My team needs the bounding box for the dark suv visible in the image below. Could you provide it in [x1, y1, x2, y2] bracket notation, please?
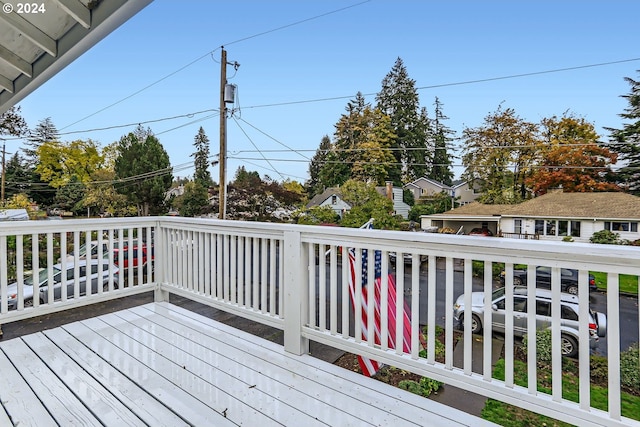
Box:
[500, 266, 597, 295]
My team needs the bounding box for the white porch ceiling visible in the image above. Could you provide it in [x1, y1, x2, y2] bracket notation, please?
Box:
[0, 0, 153, 114]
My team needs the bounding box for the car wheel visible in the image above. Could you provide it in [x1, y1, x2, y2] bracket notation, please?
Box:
[561, 334, 578, 357]
[461, 313, 483, 334]
[513, 277, 523, 286]
[566, 285, 578, 295]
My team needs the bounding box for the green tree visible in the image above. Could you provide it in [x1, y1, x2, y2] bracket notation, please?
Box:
[294, 205, 340, 225]
[3, 152, 33, 199]
[114, 131, 173, 216]
[35, 139, 103, 188]
[376, 57, 431, 183]
[0, 106, 28, 202]
[428, 97, 455, 185]
[338, 179, 401, 229]
[176, 181, 210, 217]
[408, 191, 453, 221]
[306, 135, 331, 196]
[54, 175, 86, 215]
[606, 71, 640, 194]
[462, 105, 539, 203]
[24, 117, 59, 162]
[83, 168, 135, 217]
[192, 127, 213, 187]
[324, 93, 396, 185]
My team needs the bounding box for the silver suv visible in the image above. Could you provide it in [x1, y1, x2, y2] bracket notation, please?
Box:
[453, 287, 607, 357]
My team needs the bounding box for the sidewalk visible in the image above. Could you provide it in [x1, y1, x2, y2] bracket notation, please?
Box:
[428, 335, 504, 417]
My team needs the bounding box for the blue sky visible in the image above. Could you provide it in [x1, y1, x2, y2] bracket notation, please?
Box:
[14, 0, 640, 183]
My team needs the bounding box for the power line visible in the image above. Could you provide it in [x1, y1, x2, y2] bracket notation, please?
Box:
[232, 116, 285, 180]
[59, 1, 371, 131]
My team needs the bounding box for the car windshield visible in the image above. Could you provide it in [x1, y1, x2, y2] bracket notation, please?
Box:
[24, 267, 61, 286]
[492, 287, 506, 301]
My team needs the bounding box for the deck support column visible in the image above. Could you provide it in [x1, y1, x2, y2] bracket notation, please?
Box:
[283, 230, 309, 355]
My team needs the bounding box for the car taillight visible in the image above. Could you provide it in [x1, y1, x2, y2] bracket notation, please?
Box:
[589, 322, 597, 331]
[589, 278, 595, 285]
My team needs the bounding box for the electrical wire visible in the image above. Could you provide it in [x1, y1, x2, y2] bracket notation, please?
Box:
[232, 116, 285, 180]
[59, 1, 371, 131]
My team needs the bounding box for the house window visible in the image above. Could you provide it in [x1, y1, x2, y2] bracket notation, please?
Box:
[558, 220, 568, 236]
[535, 220, 544, 235]
[571, 221, 581, 237]
[605, 221, 638, 232]
[514, 219, 522, 234]
[331, 195, 337, 205]
[546, 220, 556, 236]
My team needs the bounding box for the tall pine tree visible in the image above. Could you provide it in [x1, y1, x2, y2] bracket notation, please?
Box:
[192, 126, 213, 187]
[376, 57, 430, 183]
[428, 97, 455, 185]
[24, 117, 59, 162]
[306, 135, 331, 196]
[606, 71, 640, 194]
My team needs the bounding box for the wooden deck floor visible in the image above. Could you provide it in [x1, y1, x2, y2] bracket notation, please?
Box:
[0, 302, 493, 426]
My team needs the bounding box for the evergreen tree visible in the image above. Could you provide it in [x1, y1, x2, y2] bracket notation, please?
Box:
[191, 127, 213, 187]
[319, 92, 396, 187]
[3, 152, 33, 199]
[306, 135, 331, 196]
[376, 57, 430, 183]
[428, 97, 455, 185]
[24, 117, 59, 161]
[606, 71, 640, 194]
[176, 181, 210, 217]
[114, 131, 173, 216]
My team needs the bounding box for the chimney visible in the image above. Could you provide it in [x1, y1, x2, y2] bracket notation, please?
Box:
[385, 181, 393, 200]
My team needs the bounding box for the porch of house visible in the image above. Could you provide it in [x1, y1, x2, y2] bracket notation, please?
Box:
[1, 216, 638, 426]
[0, 299, 489, 426]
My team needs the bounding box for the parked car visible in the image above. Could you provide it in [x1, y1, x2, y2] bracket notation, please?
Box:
[500, 266, 597, 294]
[468, 227, 493, 236]
[4, 259, 119, 310]
[453, 287, 606, 357]
[113, 243, 154, 272]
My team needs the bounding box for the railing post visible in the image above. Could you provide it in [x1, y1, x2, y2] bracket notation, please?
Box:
[154, 220, 169, 302]
[283, 230, 309, 355]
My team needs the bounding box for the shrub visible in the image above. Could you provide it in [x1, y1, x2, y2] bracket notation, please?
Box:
[398, 377, 442, 397]
[562, 236, 574, 242]
[621, 343, 640, 392]
[522, 329, 552, 364]
[590, 230, 621, 245]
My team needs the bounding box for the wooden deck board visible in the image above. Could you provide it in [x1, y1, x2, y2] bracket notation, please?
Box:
[0, 302, 493, 426]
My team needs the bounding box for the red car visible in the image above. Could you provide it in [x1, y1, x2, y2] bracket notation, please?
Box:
[468, 227, 493, 236]
[113, 244, 154, 273]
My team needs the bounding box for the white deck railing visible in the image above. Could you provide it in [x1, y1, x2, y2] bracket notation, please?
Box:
[1, 217, 639, 427]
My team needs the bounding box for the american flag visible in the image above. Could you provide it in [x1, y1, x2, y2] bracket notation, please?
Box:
[347, 219, 419, 377]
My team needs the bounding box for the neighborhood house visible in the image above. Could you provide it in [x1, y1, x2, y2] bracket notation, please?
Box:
[421, 190, 640, 242]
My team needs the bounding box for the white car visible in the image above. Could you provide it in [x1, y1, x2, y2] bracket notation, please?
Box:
[4, 259, 119, 309]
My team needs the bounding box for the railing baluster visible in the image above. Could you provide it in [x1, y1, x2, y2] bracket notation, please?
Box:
[607, 272, 622, 420]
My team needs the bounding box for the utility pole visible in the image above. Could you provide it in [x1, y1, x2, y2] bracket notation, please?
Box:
[218, 48, 228, 219]
[218, 47, 238, 220]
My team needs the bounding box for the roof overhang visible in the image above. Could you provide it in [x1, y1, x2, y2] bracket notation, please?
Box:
[421, 214, 501, 222]
[0, 0, 153, 114]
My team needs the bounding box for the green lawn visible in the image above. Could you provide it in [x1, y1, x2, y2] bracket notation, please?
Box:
[482, 359, 640, 426]
[591, 272, 638, 295]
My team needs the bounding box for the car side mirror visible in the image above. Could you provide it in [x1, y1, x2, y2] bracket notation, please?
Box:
[492, 303, 498, 311]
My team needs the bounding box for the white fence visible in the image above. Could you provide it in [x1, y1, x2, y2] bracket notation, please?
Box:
[1, 217, 639, 426]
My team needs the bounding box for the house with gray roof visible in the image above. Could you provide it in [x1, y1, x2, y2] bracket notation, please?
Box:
[421, 190, 640, 242]
[306, 188, 351, 218]
[404, 177, 481, 207]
